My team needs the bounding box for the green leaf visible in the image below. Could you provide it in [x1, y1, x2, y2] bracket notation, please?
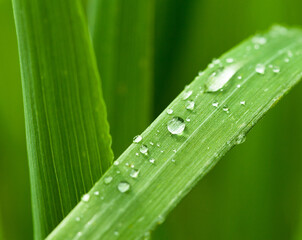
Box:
[47, 26, 302, 239]
[12, 0, 114, 238]
[88, 0, 154, 156]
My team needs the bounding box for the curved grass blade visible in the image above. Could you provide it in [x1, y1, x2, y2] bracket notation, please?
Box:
[12, 0, 114, 238]
[88, 0, 154, 156]
[47, 26, 302, 239]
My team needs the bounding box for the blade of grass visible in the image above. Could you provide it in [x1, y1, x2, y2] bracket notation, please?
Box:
[88, 0, 154, 156]
[12, 0, 114, 238]
[47, 26, 302, 239]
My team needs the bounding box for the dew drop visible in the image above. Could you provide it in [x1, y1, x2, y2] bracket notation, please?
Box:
[167, 117, 186, 135]
[171, 159, 176, 163]
[130, 169, 140, 179]
[226, 58, 234, 63]
[113, 161, 120, 166]
[150, 141, 154, 146]
[255, 64, 265, 74]
[186, 117, 191, 122]
[114, 231, 119, 236]
[235, 133, 246, 145]
[104, 176, 113, 184]
[240, 101, 246, 105]
[183, 90, 193, 100]
[75, 217, 81, 222]
[212, 101, 219, 108]
[185, 100, 195, 110]
[205, 64, 241, 92]
[198, 71, 204, 76]
[222, 106, 229, 113]
[166, 109, 173, 115]
[133, 135, 142, 143]
[237, 84, 241, 88]
[118, 181, 130, 193]
[252, 36, 267, 45]
[81, 194, 90, 202]
[272, 66, 280, 73]
[149, 158, 155, 164]
[237, 75, 242, 80]
[140, 145, 149, 155]
[94, 191, 99, 196]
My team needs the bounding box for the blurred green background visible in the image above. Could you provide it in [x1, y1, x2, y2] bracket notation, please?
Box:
[1, 0, 302, 239]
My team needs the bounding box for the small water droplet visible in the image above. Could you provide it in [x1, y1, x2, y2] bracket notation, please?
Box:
[156, 143, 160, 147]
[166, 109, 173, 114]
[237, 75, 242, 80]
[171, 159, 176, 163]
[284, 58, 290, 63]
[135, 152, 139, 156]
[114, 231, 119, 236]
[77, 232, 83, 237]
[272, 66, 280, 73]
[240, 101, 246, 105]
[104, 176, 113, 184]
[235, 133, 246, 145]
[113, 161, 119, 166]
[173, 149, 177, 153]
[94, 191, 99, 196]
[212, 101, 219, 108]
[185, 100, 195, 110]
[226, 58, 234, 63]
[186, 117, 191, 122]
[81, 194, 90, 202]
[252, 36, 267, 45]
[116, 170, 120, 174]
[167, 117, 186, 135]
[183, 90, 193, 100]
[118, 181, 130, 193]
[133, 135, 142, 143]
[237, 84, 241, 88]
[75, 217, 81, 222]
[125, 162, 129, 167]
[149, 158, 155, 164]
[130, 169, 140, 179]
[140, 145, 149, 155]
[222, 106, 229, 113]
[255, 64, 265, 74]
[198, 71, 204, 76]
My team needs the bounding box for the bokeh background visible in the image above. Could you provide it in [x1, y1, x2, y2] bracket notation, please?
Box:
[1, 0, 302, 239]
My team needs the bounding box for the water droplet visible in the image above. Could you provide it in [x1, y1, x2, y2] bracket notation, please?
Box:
[167, 117, 186, 135]
[125, 162, 129, 167]
[75, 217, 81, 222]
[81, 194, 90, 202]
[114, 231, 119, 236]
[255, 64, 265, 74]
[135, 153, 139, 156]
[222, 106, 229, 113]
[77, 232, 83, 237]
[204, 64, 241, 92]
[186, 117, 191, 122]
[185, 100, 195, 110]
[237, 84, 241, 88]
[240, 101, 246, 105]
[116, 170, 120, 174]
[140, 145, 149, 155]
[133, 135, 142, 143]
[156, 143, 160, 147]
[166, 109, 173, 114]
[237, 75, 242, 80]
[235, 133, 246, 145]
[284, 58, 290, 63]
[183, 90, 193, 100]
[104, 176, 113, 184]
[94, 191, 99, 196]
[198, 71, 204, 76]
[113, 161, 119, 166]
[252, 36, 267, 45]
[118, 181, 130, 193]
[272, 66, 280, 73]
[212, 101, 219, 108]
[130, 169, 140, 179]
[149, 158, 155, 164]
[226, 58, 234, 63]
[171, 159, 176, 163]
[150, 141, 154, 146]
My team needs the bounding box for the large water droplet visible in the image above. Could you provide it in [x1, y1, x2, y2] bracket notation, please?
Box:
[118, 181, 130, 193]
[185, 101, 195, 110]
[167, 117, 186, 135]
[133, 135, 142, 143]
[204, 64, 241, 92]
[255, 64, 265, 74]
[140, 145, 149, 155]
[130, 169, 140, 179]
